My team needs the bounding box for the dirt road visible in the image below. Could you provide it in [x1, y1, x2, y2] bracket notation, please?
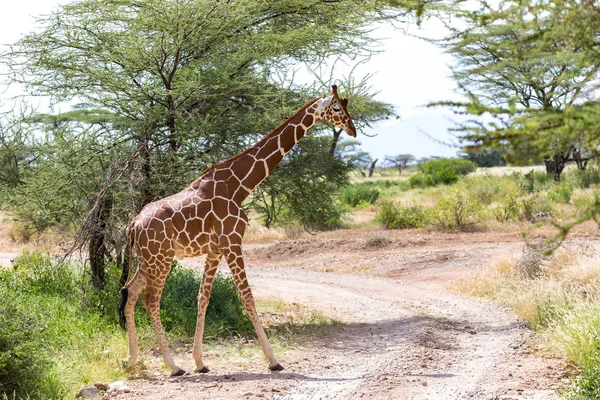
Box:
[113, 229, 572, 400]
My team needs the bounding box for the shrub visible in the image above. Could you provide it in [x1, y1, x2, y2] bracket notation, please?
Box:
[0, 252, 254, 399]
[341, 184, 380, 207]
[408, 172, 429, 188]
[421, 158, 477, 177]
[548, 182, 573, 204]
[375, 201, 429, 229]
[570, 167, 600, 189]
[430, 190, 483, 230]
[0, 285, 64, 399]
[491, 189, 521, 222]
[409, 158, 477, 188]
[161, 262, 252, 338]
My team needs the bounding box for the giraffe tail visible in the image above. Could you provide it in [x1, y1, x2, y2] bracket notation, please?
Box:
[119, 222, 135, 330]
[119, 287, 128, 330]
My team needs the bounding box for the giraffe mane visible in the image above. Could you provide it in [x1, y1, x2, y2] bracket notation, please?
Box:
[197, 97, 321, 177]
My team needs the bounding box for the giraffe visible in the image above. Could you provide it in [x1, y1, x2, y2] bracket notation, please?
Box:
[119, 85, 356, 376]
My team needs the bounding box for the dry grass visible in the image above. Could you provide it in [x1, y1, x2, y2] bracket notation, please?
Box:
[243, 223, 288, 243]
[452, 241, 600, 389]
[471, 165, 546, 176]
[0, 211, 67, 253]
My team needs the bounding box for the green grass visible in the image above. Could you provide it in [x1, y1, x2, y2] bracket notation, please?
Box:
[348, 166, 600, 231]
[0, 252, 342, 399]
[0, 252, 253, 399]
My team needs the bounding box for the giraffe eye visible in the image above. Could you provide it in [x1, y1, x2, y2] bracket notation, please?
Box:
[332, 106, 341, 112]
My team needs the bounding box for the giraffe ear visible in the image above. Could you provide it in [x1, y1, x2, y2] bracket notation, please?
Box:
[341, 97, 348, 108]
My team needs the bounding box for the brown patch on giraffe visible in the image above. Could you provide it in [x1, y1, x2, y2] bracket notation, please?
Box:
[213, 169, 230, 181]
[230, 156, 256, 175]
[214, 181, 229, 197]
[301, 114, 314, 127]
[255, 137, 278, 159]
[279, 125, 297, 150]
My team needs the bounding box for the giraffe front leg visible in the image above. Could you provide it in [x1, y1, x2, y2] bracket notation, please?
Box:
[192, 253, 221, 373]
[142, 285, 186, 376]
[224, 246, 283, 371]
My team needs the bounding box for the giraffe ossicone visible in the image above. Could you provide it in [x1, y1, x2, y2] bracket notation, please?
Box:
[119, 84, 357, 375]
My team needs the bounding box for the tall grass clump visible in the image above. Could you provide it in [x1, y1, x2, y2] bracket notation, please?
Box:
[429, 190, 483, 230]
[452, 245, 600, 397]
[0, 251, 251, 399]
[374, 201, 429, 229]
[341, 183, 380, 207]
[547, 181, 574, 204]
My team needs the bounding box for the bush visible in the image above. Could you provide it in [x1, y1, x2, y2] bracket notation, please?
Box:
[0, 252, 254, 399]
[548, 182, 573, 204]
[421, 158, 477, 176]
[375, 201, 429, 229]
[410, 158, 477, 188]
[341, 184, 380, 207]
[161, 262, 252, 338]
[570, 167, 600, 189]
[491, 189, 521, 222]
[430, 190, 483, 230]
[0, 285, 64, 399]
[408, 172, 430, 188]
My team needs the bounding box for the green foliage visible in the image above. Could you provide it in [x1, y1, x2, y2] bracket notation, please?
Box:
[421, 158, 478, 177]
[491, 189, 521, 222]
[566, 362, 600, 400]
[547, 182, 573, 204]
[0, 253, 95, 399]
[430, 190, 483, 230]
[0, 252, 254, 399]
[410, 158, 477, 187]
[375, 201, 429, 229]
[408, 172, 431, 188]
[569, 168, 600, 189]
[341, 184, 380, 207]
[255, 136, 352, 230]
[459, 148, 506, 167]
[0, 285, 64, 399]
[161, 262, 252, 339]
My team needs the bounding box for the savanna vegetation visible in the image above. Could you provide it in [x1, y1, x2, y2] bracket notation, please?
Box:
[0, 0, 433, 398]
[3, 0, 600, 398]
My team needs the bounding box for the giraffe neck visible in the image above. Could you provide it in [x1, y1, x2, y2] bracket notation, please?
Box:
[223, 97, 322, 204]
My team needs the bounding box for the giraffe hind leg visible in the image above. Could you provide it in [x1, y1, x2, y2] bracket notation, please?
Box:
[142, 282, 186, 376]
[123, 270, 146, 367]
[192, 253, 222, 373]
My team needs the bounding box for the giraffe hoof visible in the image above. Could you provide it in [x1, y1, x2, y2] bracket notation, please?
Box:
[195, 366, 210, 373]
[170, 368, 187, 377]
[269, 363, 284, 372]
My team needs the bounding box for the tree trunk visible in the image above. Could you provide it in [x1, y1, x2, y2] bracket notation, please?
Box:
[89, 193, 113, 291]
[368, 158, 378, 178]
[328, 128, 343, 156]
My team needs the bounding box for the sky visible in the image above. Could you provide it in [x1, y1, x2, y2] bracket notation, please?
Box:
[0, 1, 464, 161]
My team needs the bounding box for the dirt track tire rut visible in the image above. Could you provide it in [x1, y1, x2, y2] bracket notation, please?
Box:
[248, 268, 559, 400]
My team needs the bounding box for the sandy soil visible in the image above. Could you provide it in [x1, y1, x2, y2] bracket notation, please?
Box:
[101, 227, 586, 400]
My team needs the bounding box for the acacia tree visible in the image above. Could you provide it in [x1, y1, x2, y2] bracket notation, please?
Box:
[385, 154, 416, 174]
[434, 0, 600, 181]
[1, 0, 431, 289]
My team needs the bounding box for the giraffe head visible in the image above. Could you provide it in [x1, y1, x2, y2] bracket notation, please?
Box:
[316, 85, 357, 137]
